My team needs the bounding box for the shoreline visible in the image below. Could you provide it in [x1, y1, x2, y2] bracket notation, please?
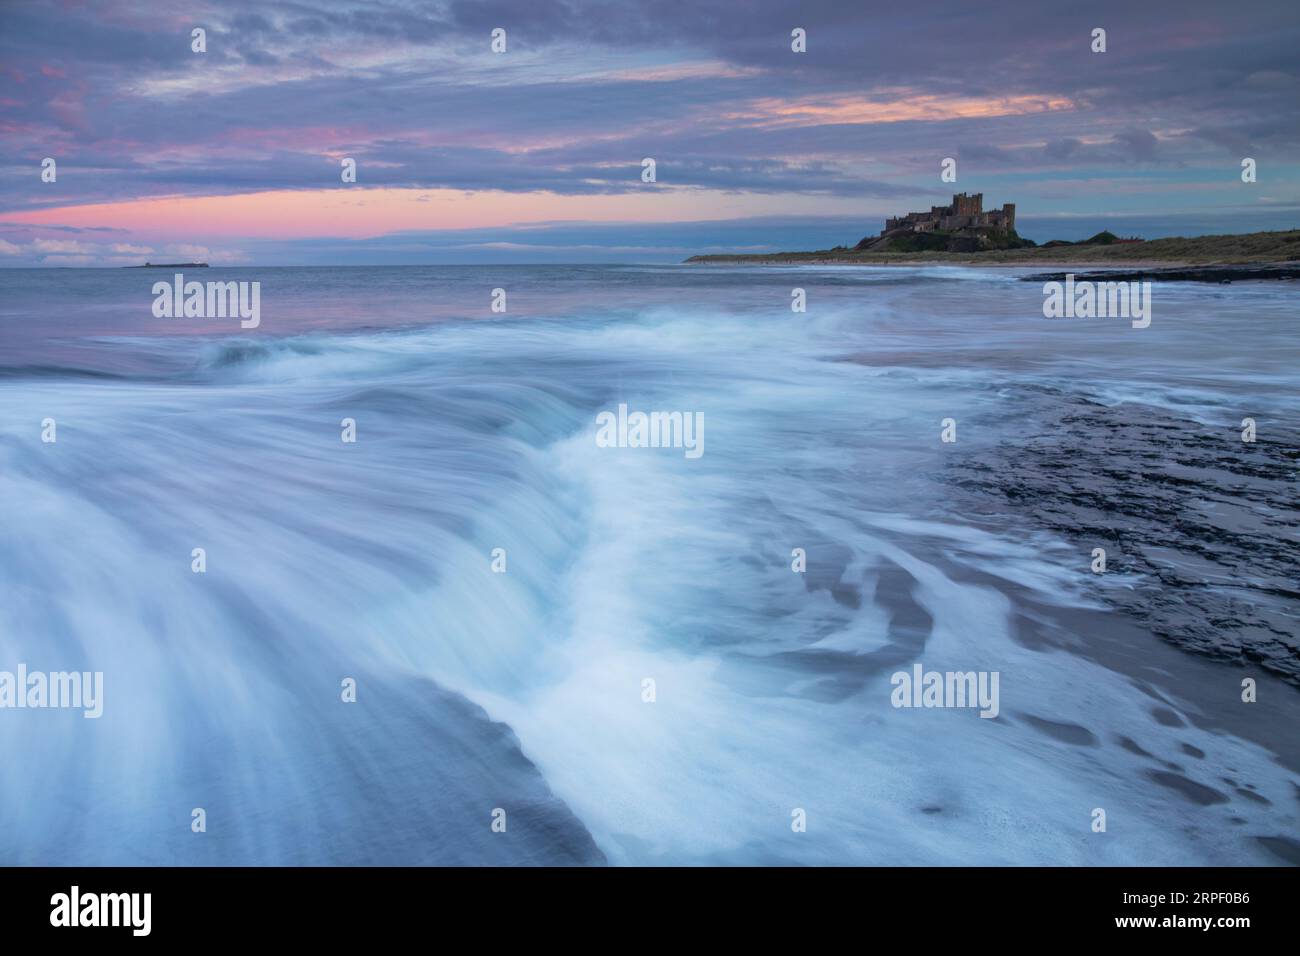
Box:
[682, 258, 1300, 283]
[684, 257, 1211, 268]
[683, 256, 1300, 269]
[683, 228, 1300, 270]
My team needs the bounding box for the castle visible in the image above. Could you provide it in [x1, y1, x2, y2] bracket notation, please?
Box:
[882, 192, 1016, 236]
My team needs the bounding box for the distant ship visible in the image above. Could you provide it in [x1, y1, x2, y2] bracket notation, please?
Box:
[124, 261, 209, 268]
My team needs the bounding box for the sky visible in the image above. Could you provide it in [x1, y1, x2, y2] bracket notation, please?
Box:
[1, 0, 1298, 265]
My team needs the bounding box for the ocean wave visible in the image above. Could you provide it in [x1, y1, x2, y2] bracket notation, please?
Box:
[1, 266, 1297, 864]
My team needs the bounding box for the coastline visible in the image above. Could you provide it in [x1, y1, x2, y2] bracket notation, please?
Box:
[681, 258, 1300, 283]
[683, 257, 1213, 268]
[683, 228, 1300, 270]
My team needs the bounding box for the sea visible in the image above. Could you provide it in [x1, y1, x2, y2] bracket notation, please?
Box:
[0, 263, 1296, 865]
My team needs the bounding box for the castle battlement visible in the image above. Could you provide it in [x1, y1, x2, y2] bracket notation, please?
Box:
[882, 193, 1016, 236]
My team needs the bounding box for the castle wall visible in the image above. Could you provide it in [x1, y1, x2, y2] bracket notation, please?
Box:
[881, 194, 1013, 236]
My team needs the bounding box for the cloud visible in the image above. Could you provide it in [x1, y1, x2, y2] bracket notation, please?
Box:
[1112, 128, 1161, 162]
[0, 231, 248, 266]
[1, 0, 1297, 260]
[33, 238, 95, 254]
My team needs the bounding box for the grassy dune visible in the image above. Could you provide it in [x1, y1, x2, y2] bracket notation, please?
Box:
[685, 229, 1300, 266]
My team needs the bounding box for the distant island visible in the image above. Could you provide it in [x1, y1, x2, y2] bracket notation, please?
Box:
[685, 195, 1300, 269]
[123, 261, 209, 268]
